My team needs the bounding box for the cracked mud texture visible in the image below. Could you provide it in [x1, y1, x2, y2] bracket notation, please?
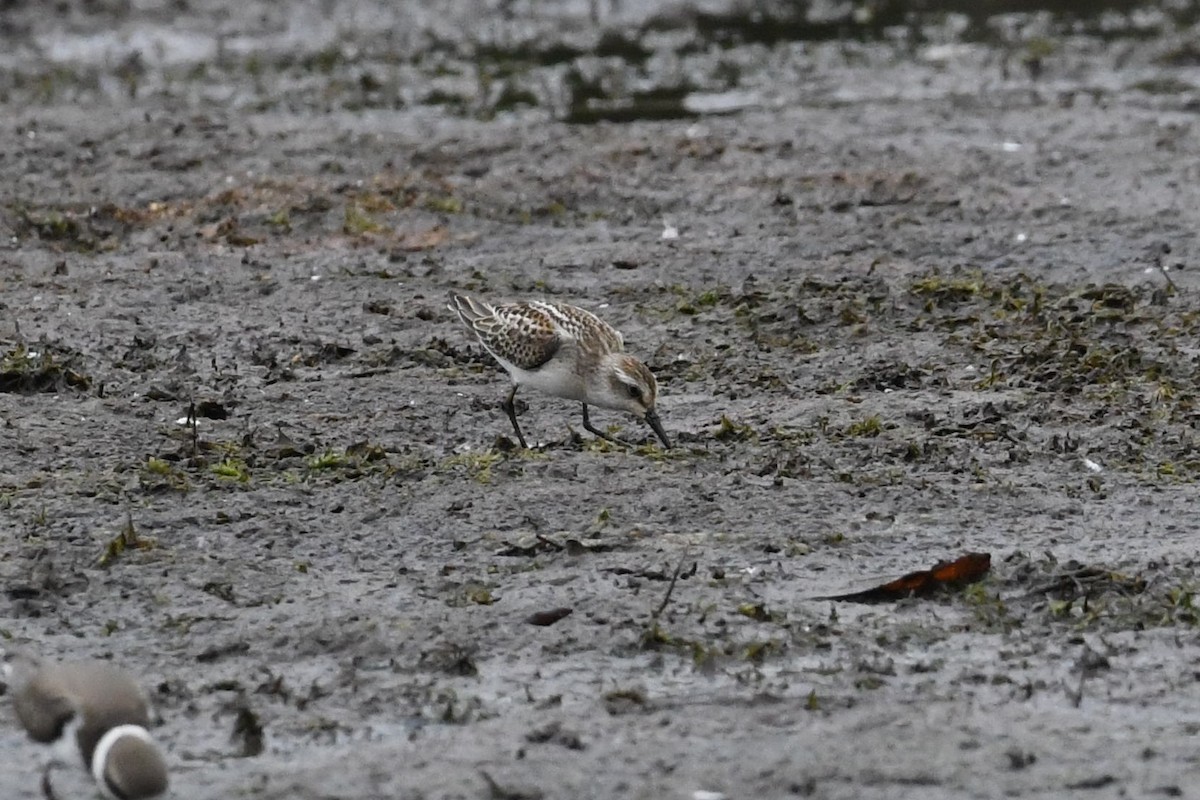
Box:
[2, 1, 1200, 798]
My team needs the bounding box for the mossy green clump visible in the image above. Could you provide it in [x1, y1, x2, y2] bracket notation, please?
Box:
[639, 621, 675, 649]
[1024, 37, 1056, 61]
[10, 201, 125, 251]
[144, 457, 173, 475]
[714, 414, 756, 442]
[345, 441, 389, 462]
[467, 586, 495, 605]
[844, 415, 883, 437]
[696, 289, 721, 307]
[973, 360, 1005, 390]
[211, 458, 251, 483]
[98, 515, 156, 567]
[307, 449, 350, 471]
[441, 451, 504, 484]
[633, 441, 681, 461]
[1000, 553, 1200, 632]
[343, 203, 385, 235]
[963, 583, 1012, 631]
[302, 45, 343, 74]
[28, 210, 80, 240]
[743, 639, 780, 664]
[1163, 587, 1199, 626]
[675, 286, 724, 315]
[294, 443, 400, 483]
[424, 194, 463, 214]
[854, 675, 886, 691]
[0, 344, 91, 393]
[141, 457, 189, 492]
[265, 208, 291, 230]
[909, 274, 988, 306]
[739, 606, 787, 623]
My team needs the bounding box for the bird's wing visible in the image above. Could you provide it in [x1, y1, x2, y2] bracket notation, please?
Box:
[531, 301, 624, 353]
[474, 303, 563, 371]
[13, 671, 78, 743]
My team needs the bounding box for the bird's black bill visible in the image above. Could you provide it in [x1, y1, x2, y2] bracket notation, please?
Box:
[644, 409, 671, 449]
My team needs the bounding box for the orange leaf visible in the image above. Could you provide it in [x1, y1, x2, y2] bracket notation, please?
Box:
[818, 552, 991, 603]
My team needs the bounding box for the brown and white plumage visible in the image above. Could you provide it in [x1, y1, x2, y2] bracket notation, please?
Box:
[9, 657, 168, 800]
[448, 291, 670, 448]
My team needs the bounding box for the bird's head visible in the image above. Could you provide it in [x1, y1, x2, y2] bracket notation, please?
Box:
[595, 355, 670, 448]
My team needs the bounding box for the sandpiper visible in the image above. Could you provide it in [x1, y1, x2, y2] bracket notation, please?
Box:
[448, 291, 671, 449]
[9, 657, 169, 800]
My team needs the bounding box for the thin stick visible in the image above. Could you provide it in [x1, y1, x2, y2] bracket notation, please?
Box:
[651, 548, 691, 623]
[188, 397, 198, 458]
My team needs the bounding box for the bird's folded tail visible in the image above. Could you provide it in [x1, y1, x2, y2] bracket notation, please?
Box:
[448, 291, 494, 326]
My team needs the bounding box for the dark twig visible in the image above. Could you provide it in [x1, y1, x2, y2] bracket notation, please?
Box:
[650, 548, 691, 623]
[188, 397, 198, 459]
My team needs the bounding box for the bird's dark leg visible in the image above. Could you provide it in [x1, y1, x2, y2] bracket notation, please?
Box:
[500, 385, 529, 449]
[581, 403, 635, 448]
[41, 763, 59, 800]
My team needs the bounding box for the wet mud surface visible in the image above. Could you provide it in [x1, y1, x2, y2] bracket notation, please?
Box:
[2, 1, 1200, 798]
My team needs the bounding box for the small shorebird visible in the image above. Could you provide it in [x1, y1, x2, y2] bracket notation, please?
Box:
[448, 291, 671, 449]
[9, 657, 169, 800]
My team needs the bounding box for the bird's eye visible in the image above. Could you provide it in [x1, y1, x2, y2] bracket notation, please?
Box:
[626, 384, 642, 399]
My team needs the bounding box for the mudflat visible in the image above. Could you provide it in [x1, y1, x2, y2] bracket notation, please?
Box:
[2, 2, 1199, 798]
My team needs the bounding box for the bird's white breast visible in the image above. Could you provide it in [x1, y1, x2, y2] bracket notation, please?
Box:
[506, 357, 588, 402]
